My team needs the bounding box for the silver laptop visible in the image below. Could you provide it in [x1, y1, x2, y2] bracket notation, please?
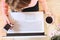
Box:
[7, 12, 45, 36]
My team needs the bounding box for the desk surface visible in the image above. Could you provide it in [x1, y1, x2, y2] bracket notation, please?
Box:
[0, 0, 60, 40]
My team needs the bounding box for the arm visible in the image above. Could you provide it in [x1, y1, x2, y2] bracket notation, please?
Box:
[39, 0, 49, 13]
[1, 0, 14, 30]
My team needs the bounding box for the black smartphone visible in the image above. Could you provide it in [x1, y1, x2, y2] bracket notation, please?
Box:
[4, 24, 11, 31]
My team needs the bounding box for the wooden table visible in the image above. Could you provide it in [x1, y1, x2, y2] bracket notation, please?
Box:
[0, 0, 60, 40]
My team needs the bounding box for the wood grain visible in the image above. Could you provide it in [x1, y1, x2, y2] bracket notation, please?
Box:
[0, 0, 60, 40]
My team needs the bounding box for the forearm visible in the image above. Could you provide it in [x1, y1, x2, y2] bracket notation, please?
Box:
[39, 0, 48, 12]
[1, 0, 10, 24]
